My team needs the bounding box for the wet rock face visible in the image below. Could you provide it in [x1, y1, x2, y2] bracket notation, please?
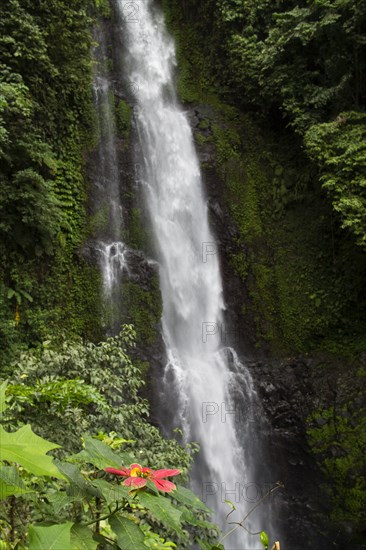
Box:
[187, 103, 261, 356]
[249, 358, 328, 549]
[240, 355, 366, 550]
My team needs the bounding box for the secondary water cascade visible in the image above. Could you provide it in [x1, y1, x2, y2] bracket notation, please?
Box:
[92, 26, 128, 324]
[110, 0, 276, 546]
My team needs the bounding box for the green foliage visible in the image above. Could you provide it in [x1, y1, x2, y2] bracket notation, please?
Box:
[115, 99, 132, 144]
[305, 111, 366, 247]
[1, 328, 192, 473]
[0, 333, 224, 548]
[0, 465, 32, 499]
[205, 0, 366, 128]
[7, 378, 108, 416]
[0, 79, 63, 256]
[0, 425, 65, 480]
[124, 207, 151, 252]
[109, 515, 146, 549]
[0, 0, 95, 256]
[0, 0, 101, 361]
[0, 401, 220, 549]
[95, 0, 111, 18]
[0, 381, 7, 419]
[121, 280, 163, 347]
[164, 0, 366, 249]
[307, 398, 366, 529]
[71, 524, 98, 550]
[28, 522, 74, 550]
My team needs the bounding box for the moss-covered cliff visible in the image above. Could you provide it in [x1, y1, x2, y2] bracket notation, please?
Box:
[0, 0, 108, 364]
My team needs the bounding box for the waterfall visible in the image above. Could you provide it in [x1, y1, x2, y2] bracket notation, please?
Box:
[92, 25, 128, 328]
[114, 0, 276, 546]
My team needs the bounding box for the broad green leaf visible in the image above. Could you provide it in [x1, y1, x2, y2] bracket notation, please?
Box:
[72, 436, 131, 470]
[91, 478, 130, 505]
[0, 465, 33, 499]
[28, 522, 73, 550]
[71, 524, 98, 550]
[146, 479, 159, 495]
[48, 492, 73, 514]
[0, 380, 7, 419]
[260, 531, 269, 549]
[0, 425, 65, 480]
[171, 485, 211, 512]
[109, 514, 145, 550]
[138, 492, 184, 536]
[55, 461, 100, 500]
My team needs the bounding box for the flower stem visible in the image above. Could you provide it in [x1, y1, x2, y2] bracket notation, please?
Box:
[218, 482, 284, 545]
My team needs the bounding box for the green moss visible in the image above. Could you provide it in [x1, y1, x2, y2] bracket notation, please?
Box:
[162, 0, 222, 105]
[307, 401, 366, 530]
[88, 202, 110, 237]
[121, 277, 162, 346]
[28, 247, 103, 342]
[226, 159, 263, 242]
[208, 107, 366, 354]
[229, 251, 249, 282]
[95, 0, 111, 18]
[195, 132, 211, 145]
[198, 119, 210, 130]
[115, 99, 132, 144]
[0, 243, 103, 366]
[124, 207, 151, 252]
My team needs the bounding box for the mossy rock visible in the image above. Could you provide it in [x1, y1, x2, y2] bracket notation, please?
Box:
[115, 99, 132, 143]
[121, 277, 162, 347]
[307, 401, 366, 531]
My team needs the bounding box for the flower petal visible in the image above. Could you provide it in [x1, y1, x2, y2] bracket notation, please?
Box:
[105, 467, 130, 477]
[152, 478, 176, 492]
[123, 476, 147, 489]
[153, 469, 181, 479]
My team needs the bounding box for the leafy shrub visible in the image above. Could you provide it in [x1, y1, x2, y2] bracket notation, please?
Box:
[1, 327, 195, 475]
[0, 380, 219, 549]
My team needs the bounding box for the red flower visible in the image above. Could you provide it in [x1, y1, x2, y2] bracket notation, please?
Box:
[105, 463, 180, 493]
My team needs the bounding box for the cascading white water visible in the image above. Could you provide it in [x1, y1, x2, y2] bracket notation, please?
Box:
[116, 1, 274, 546]
[92, 30, 127, 303]
[99, 241, 128, 294]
